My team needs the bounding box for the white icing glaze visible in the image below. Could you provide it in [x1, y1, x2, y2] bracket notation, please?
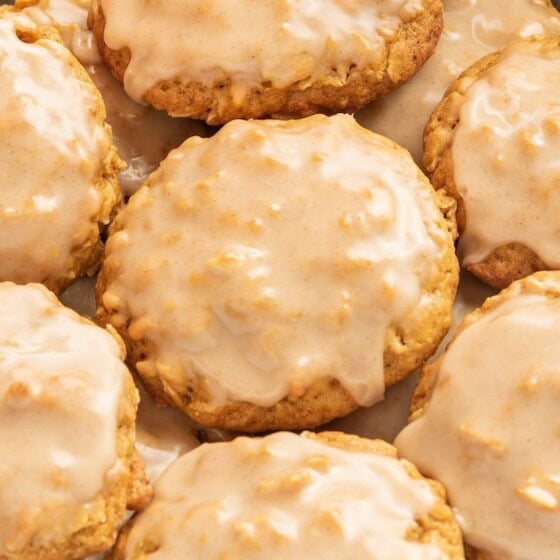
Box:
[122, 432, 445, 559]
[15, 0, 207, 196]
[358, 0, 560, 163]
[0, 14, 114, 287]
[101, 114, 448, 409]
[450, 40, 560, 267]
[0, 283, 127, 554]
[396, 273, 560, 560]
[97, 0, 424, 104]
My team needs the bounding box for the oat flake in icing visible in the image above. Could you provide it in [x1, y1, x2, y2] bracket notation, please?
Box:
[396, 273, 560, 560]
[0, 15, 115, 290]
[0, 283, 126, 555]
[100, 115, 448, 412]
[450, 40, 560, 267]
[119, 433, 447, 559]
[358, 0, 560, 163]
[97, 0, 425, 103]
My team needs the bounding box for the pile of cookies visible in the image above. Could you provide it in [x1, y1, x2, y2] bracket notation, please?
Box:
[0, 1, 559, 559]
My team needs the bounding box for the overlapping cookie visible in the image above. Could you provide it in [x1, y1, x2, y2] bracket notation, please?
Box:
[424, 37, 560, 289]
[0, 283, 150, 560]
[0, 10, 120, 292]
[396, 272, 560, 560]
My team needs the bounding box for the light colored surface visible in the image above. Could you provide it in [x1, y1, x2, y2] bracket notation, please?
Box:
[101, 115, 448, 409]
[358, 0, 560, 164]
[396, 274, 560, 560]
[98, 0, 424, 104]
[122, 432, 445, 560]
[0, 283, 125, 555]
[451, 40, 560, 267]
[0, 15, 111, 285]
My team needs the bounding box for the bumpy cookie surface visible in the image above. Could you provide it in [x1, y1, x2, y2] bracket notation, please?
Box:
[424, 37, 560, 289]
[0, 283, 151, 560]
[396, 272, 560, 560]
[111, 431, 464, 560]
[97, 114, 458, 432]
[0, 10, 121, 294]
[89, 0, 443, 124]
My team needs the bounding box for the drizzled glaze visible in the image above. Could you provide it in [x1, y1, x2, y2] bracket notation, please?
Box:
[0, 14, 115, 287]
[0, 283, 127, 555]
[396, 273, 560, 560]
[101, 115, 448, 409]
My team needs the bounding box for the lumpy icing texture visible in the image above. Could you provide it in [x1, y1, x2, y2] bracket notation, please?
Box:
[450, 40, 560, 266]
[358, 0, 560, 163]
[98, 0, 425, 102]
[396, 273, 560, 560]
[121, 432, 446, 559]
[0, 283, 127, 555]
[0, 15, 114, 287]
[101, 115, 447, 408]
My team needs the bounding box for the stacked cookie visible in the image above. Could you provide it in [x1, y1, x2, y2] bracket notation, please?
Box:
[1, 0, 560, 558]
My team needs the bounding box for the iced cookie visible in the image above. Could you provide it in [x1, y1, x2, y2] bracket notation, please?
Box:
[0, 11, 120, 293]
[396, 272, 560, 560]
[111, 431, 464, 560]
[0, 283, 151, 560]
[97, 114, 458, 432]
[424, 37, 560, 289]
[358, 0, 560, 163]
[89, 0, 444, 124]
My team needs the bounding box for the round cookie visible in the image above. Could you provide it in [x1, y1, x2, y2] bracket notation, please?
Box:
[97, 114, 458, 432]
[0, 282, 151, 560]
[89, 0, 444, 125]
[424, 37, 560, 290]
[111, 431, 464, 560]
[0, 11, 121, 294]
[395, 271, 560, 560]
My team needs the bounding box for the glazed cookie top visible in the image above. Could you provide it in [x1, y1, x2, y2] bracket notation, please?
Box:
[446, 39, 560, 268]
[358, 0, 560, 163]
[0, 283, 128, 555]
[96, 0, 430, 104]
[395, 272, 560, 560]
[119, 432, 451, 559]
[0, 14, 116, 288]
[100, 114, 448, 409]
